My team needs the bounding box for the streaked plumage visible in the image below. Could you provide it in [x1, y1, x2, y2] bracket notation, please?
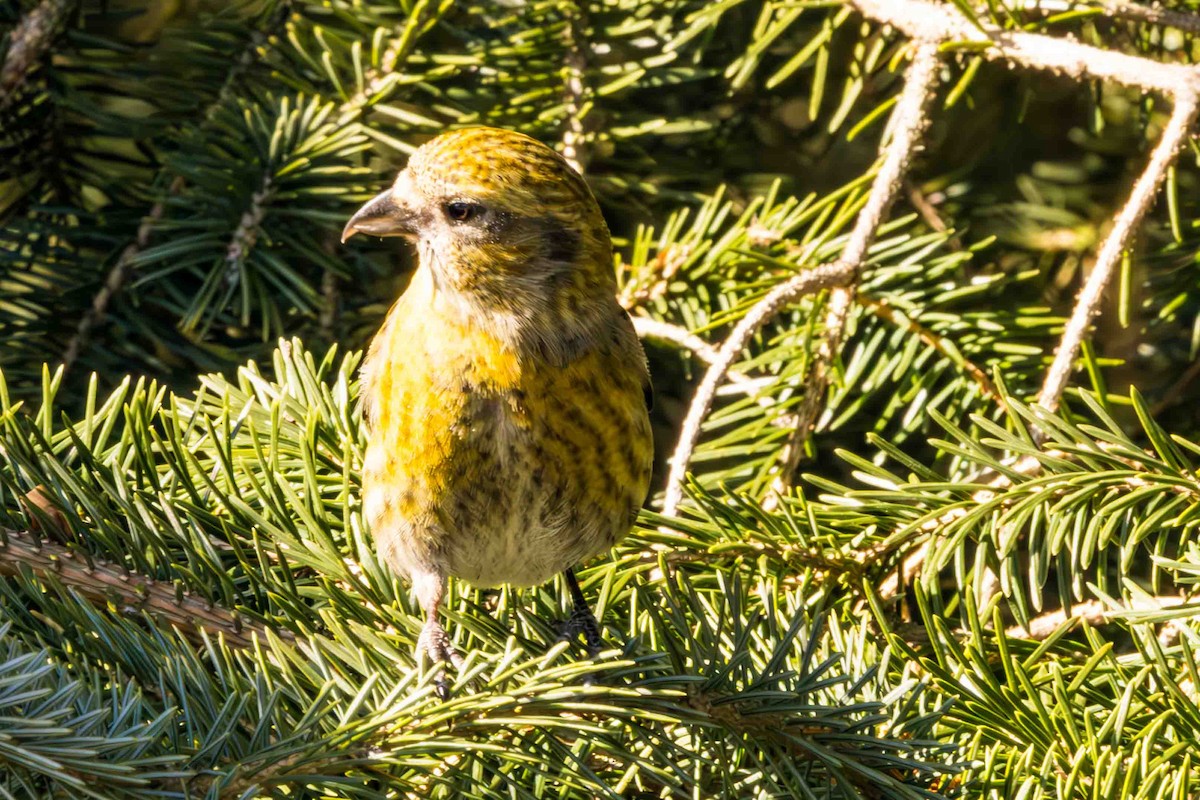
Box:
[343, 127, 653, 694]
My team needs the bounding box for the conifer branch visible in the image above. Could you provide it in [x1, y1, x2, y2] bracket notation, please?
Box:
[60, 176, 184, 373]
[0, 528, 288, 648]
[661, 259, 857, 515]
[0, 0, 74, 111]
[337, 0, 452, 122]
[851, 0, 1200, 94]
[1004, 595, 1189, 640]
[632, 315, 769, 395]
[662, 0, 1200, 516]
[559, 0, 593, 175]
[224, 177, 274, 287]
[1038, 90, 1198, 412]
[320, 0, 453, 344]
[664, 42, 942, 516]
[849, 0, 1200, 416]
[58, 8, 285, 374]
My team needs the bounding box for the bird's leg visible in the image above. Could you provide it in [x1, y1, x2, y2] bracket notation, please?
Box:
[559, 568, 604, 659]
[411, 570, 463, 699]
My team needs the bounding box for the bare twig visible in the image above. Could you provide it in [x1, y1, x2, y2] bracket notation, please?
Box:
[664, 43, 943, 516]
[59, 9, 285, 373]
[632, 316, 721, 364]
[0, 0, 74, 111]
[851, 0, 1200, 94]
[1004, 595, 1187, 640]
[1099, 0, 1200, 32]
[559, 0, 592, 175]
[632, 314, 785, 418]
[60, 176, 185, 372]
[225, 177, 273, 286]
[0, 527, 287, 648]
[661, 260, 856, 515]
[999, 0, 1200, 35]
[1038, 91, 1199, 412]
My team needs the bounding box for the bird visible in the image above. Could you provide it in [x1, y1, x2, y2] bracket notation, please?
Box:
[342, 127, 653, 696]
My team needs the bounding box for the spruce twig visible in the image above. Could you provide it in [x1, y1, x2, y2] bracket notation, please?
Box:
[664, 42, 943, 515]
[0, 527, 288, 648]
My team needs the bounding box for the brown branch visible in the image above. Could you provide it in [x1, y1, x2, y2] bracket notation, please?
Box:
[58, 8, 285, 373]
[1038, 91, 1199, 412]
[0, 0, 74, 111]
[224, 177, 273, 286]
[857, 294, 1003, 400]
[319, 237, 342, 339]
[0, 527, 288, 648]
[763, 286, 857, 511]
[1151, 354, 1200, 414]
[663, 42, 943, 516]
[60, 175, 185, 373]
[559, 0, 592, 175]
[905, 180, 964, 250]
[875, 454, 1042, 601]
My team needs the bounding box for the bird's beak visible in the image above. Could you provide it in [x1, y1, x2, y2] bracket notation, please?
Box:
[342, 189, 417, 242]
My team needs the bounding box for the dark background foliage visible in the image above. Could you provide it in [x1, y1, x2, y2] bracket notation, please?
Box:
[3, 0, 1200, 797]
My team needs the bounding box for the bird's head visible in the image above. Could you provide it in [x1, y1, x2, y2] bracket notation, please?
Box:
[343, 128, 614, 305]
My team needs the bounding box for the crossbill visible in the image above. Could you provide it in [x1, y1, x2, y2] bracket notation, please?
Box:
[342, 127, 653, 695]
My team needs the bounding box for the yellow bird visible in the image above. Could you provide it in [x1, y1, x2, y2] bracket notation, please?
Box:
[343, 127, 653, 695]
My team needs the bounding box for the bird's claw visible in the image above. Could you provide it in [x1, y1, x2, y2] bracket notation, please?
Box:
[417, 621, 463, 700]
[555, 604, 604, 657]
[554, 605, 606, 686]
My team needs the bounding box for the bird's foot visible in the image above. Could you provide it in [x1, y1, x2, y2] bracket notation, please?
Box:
[556, 603, 604, 658]
[553, 603, 608, 688]
[553, 569, 608, 686]
[417, 620, 463, 700]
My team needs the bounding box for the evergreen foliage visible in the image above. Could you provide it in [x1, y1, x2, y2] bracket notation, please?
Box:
[2, 0, 1200, 796]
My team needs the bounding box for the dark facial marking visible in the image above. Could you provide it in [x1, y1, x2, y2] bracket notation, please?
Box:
[482, 210, 516, 236]
[542, 224, 580, 264]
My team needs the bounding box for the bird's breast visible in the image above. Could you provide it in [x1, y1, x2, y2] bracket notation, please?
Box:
[360, 279, 652, 587]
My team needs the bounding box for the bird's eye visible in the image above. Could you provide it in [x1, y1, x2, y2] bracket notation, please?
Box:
[445, 201, 479, 222]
